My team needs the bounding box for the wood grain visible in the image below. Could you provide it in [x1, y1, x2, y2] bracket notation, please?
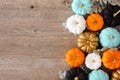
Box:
[0, 0, 76, 80]
[0, 0, 119, 80]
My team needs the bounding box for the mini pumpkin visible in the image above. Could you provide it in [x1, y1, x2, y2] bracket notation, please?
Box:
[66, 48, 85, 67]
[86, 13, 104, 31]
[71, 0, 91, 15]
[66, 15, 86, 35]
[99, 28, 120, 48]
[111, 69, 120, 80]
[89, 69, 109, 80]
[85, 53, 101, 70]
[66, 67, 87, 80]
[101, 4, 120, 26]
[77, 32, 98, 53]
[102, 49, 120, 69]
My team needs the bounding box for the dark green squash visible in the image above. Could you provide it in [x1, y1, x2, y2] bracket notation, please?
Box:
[101, 3, 120, 26]
[66, 67, 88, 80]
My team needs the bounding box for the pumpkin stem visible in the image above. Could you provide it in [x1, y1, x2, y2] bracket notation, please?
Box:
[74, 56, 78, 60]
[92, 60, 95, 63]
[113, 10, 120, 17]
[110, 35, 114, 39]
[92, 20, 97, 24]
[74, 77, 79, 80]
[80, 3, 84, 8]
[113, 58, 116, 63]
[74, 21, 78, 25]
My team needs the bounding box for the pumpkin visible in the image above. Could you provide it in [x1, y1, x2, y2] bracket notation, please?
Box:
[102, 49, 120, 69]
[66, 67, 87, 80]
[85, 53, 101, 70]
[71, 0, 91, 15]
[99, 28, 120, 48]
[86, 13, 104, 31]
[101, 4, 120, 26]
[66, 15, 86, 35]
[111, 69, 120, 80]
[89, 69, 109, 80]
[66, 48, 84, 67]
[77, 32, 98, 53]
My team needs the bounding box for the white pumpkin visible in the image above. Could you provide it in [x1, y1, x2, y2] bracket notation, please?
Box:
[65, 15, 86, 35]
[85, 53, 101, 70]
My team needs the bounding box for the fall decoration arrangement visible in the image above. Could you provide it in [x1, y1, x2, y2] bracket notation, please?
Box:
[59, 0, 120, 80]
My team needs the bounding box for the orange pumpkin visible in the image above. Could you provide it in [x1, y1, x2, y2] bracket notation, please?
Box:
[86, 13, 104, 31]
[66, 48, 85, 67]
[102, 49, 120, 69]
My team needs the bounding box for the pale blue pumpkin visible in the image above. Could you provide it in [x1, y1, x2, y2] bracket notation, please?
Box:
[89, 70, 109, 80]
[71, 0, 91, 15]
[99, 28, 120, 48]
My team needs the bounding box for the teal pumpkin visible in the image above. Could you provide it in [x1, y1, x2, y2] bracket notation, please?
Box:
[71, 0, 91, 15]
[99, 28, 120, 48]
[89, 69, 109, 80]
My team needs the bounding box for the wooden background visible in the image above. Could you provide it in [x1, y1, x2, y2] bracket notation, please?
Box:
[0, 0, 77, 80]
[0, 0, 120, 80]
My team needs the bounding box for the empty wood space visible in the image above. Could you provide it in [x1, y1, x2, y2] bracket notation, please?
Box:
[0, 0, 77, 80]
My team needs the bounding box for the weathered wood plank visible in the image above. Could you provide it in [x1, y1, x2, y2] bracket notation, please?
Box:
[0, 0, 119, 80]
[0, 0, 74, 79]
[0, 22, 73, 37]
[0, 0, 69, 9]
[0, 55, 69, 80]
[0, 37, 76, 57]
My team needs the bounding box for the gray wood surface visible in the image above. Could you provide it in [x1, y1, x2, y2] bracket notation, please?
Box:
[0, 0, 76, 80]
[0, 0, 119, 80]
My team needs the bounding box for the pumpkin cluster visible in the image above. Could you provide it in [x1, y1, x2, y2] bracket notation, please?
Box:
[60, 0, 120, 80]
